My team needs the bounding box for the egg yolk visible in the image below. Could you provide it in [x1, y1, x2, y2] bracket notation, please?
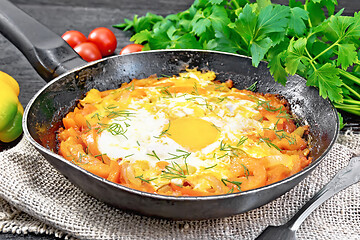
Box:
[167, 117, 220, 152]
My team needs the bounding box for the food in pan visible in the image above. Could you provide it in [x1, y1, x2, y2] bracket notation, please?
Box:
[57, 69, 311, 196]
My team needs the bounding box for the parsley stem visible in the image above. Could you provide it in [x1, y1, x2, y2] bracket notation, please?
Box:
[304, 47, 314, 62]
[342, 83, 360, 100]
[333, 103, 360, 115]
[304, 1, 312, 28]
[342, 98, 360, 105]
[311, 39, 340, 63]
[339, 69, 360, 86]
[229, 0, 241, 9]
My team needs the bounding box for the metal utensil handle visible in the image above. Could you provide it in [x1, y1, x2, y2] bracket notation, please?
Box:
[287, 156, 360, 231]
[0, 0, 86, 82]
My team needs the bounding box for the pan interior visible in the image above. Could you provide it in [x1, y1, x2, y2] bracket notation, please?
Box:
[26, 50, 338, 172]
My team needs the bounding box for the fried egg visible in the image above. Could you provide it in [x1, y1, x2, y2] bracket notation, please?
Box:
[59, 69, 310, 195]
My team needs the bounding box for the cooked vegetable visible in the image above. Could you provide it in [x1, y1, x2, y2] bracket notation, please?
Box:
[0, 71, 23, 143]
[57, 69, 311, 196]
[113, 0, 360, 118]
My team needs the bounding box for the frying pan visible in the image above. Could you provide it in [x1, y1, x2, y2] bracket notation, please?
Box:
[0, 0, 339, 220]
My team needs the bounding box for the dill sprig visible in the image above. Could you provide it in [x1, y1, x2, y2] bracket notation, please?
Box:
[106, 109, 135, 119]
[147, 150, 161, 161]
[241, 164, 250, 179]
[91, 113, 102, 121]
[214, 84, 227, 91]
[185, 95, 213, 110]
[217, 96, 228, 103]
[276, 108, 294, 120]
[219, 138, 247, 158]
[221, 178, 242, 191]
[258, 136, 281, 151]
[236, 136, 248, 147]
[165, 149, 191, 175]
[211, 123, 221, 132]
[255, 100, 283, 112]
[166, 149, 191, 161]
[246, 81, 258, 92]
[97, 122, 128, 139]
[160, 161, 187, 180]
[204, 164, 217, 170]
[264, 122, 297, 145]
[161, 74, 172, 78]
[191, 82, 199, 95]
[94, 153, 107, 163]
[156, 86, 173, 98]
[135, 174, 158, 184]
[124, 153, 135, 158]
[156, 120, 171, 138]
[125, 82, 134, 91]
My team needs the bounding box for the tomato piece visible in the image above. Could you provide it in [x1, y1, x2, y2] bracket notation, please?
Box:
[119, 44, 144, 55]
[88, 27, 117, 57]
[74, 42, 102, 62]
[61, 30, 87, 48]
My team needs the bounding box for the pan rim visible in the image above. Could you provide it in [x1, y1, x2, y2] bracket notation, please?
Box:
[22, 49, 340, 201]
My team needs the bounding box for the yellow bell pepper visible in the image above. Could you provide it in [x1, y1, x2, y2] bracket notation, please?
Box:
[0, 71, 23, 143]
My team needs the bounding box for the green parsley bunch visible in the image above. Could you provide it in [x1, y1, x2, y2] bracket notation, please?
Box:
[113, 0, 360, 120]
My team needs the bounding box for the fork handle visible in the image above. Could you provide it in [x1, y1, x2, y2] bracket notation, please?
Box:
[287, 156, 360, 231]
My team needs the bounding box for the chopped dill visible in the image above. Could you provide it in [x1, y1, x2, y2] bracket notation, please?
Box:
[98, 122, 128, 139]
[211, 123, 221, 132]
[166, 149, 191, 161]
[246, 81, 258, 92]
[157, 86, 173, 98]
[157, 120, 171, 138]
[236, 136, 248, 147]
[160, 161, 187, 180]
[91, 113, 102, 120]
[124, 153, 135, 158]
[106, 109, 135, 119]
[161, 74, 172, 78]
[147, 150, 161, 161]
[241, 164, 250, 179]
[217, 96, 228, 103]
[258, 136, 281, 151]
[221, 178, 242, 191]
[204, 164, 217, 170]
[125, 82, 134, 91]
[217, 153, 229, 159]
[135, 174, 158, 184]
[191, 82, 199, 95]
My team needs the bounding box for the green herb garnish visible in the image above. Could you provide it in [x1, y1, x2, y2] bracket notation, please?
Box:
[221, 178, 242, 191]
[114, 0, 360, 122]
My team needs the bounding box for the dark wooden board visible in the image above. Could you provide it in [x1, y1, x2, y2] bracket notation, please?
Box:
[0, 0, 359, 239]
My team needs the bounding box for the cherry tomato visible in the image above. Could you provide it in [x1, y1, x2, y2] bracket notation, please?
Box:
[61, 30, 87, 48]
[119, 44, 144, 55]
[74, 42, 102, 62]
[88, 27, 117, 57]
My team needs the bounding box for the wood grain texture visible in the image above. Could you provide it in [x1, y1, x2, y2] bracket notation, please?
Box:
[0, 0, 359, 239]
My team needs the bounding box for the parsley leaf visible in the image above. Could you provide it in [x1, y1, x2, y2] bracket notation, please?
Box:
[307, 63, 343, 102]
[285, 38, 309, 75]
[289, 7, 309, 36]
[337, 43, 358, 69]
[115, 0, 360, 118]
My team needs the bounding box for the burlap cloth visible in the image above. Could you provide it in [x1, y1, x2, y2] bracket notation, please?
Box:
[0, 132, 359, 240]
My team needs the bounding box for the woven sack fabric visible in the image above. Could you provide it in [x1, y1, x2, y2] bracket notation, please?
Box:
[0, 133, 359, 240]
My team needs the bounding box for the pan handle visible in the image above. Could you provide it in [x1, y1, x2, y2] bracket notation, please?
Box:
[0, 0, 86, 82]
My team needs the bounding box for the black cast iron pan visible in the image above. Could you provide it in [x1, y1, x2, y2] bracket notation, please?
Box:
[0, 0, 339, 220]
